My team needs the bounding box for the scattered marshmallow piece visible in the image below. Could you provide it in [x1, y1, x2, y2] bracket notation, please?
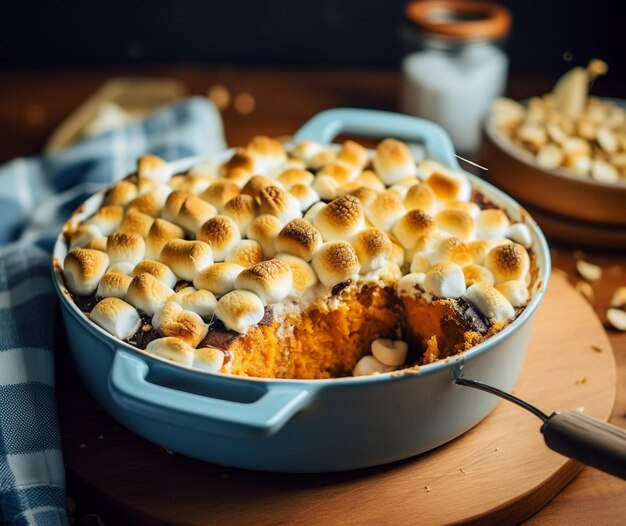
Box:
[609, 286, 626, 308]
[371, 339, 409, 367]
[607, 308, 626, 331]
[576, 260, 602, 281]
[353, 355, 394, 376]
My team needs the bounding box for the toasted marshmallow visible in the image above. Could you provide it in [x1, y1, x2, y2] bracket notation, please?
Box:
[235, 259, 293, 305]
[106, 232, 145, 266]
[119, 210, 154, 237]
[308, 148, 338, 170]
[275, 253, 319, 294]
[64, 249, 109, 296]
[353, 355, 394, 376]
[351, 227, 392, 273]
[463, 264, 495, 287]
[409, 253, 430, 273]
[104, 180, 138, 207]
[428, 237, 472, 267]
[187, 159, 220, 179]
[274, 219, 323, 262]
[221, 194, 260, 233]
[496, 280, 529, 307]
[240, 175, 278, 200]
[424, 165, 471, 202]
[463, 282, 515, 322]
[292, 140, 323, 162]
[197, 215, 241, 261]
[160, 239, 213, 281]
[193, 347, 225, 373]
[467, 239, 497, 265]
[96, 272, 132, 299]
[373, 138, 417, 185]
[506, 223, 532, 248]
[83, 205, 124, 236]
[423, 262, 466, 298]
[404, 183, 437, 215]
[371, 338, 408, 367]
[485, 243, 530, 284]
[277, 168, 315, 189]
[392, 209, 436, 250]
[90, 297, 141, 340]
[70, 224, 103, 250]
[313, 195, 365, 242]
[221, 148, 255, 175]
[246, 214, 284, 259]
[365, 190, 406, 232]
[475, 209, 510, 240]
[222, 167, 253, 188]
[435, 209, 474, 241]
[176, 194, 217, 234]
[199, 180, 240, 210]
[258, 186, 302, 223]
[126, 272, 175, 315]
[146, 337, 194, 367]
[127, 184, 170, 217]
[174, 175, 214, 195]
[169, 287, 217, 319]
[144, 218, 185, 260]
[396, 272, 426, 297]
[86, 236, 108, 252]
[311, 241, 360, 287]
[162, 190, 192, 224]
[344, 185, 379, 207]
[131, 260, 178, 289]
[215, 290, 265, 333]
[389, 240, 406, 267]
[442, 200, 481, 218]
[337, 140, 369, 170]
[194, 262, 245, 297]
[289, 184, 320, 212]
[303, 201, 326, 224]
[312, 175, 341, 201]
[317, 160, 358, 184]
[137, 154, 171, 183]
[153, 301, 208, 347]
[246, 135, 287, 174]
[355, 170, 386, 193]
[107, 261, 135, 275]
[225, 239, 264, 267]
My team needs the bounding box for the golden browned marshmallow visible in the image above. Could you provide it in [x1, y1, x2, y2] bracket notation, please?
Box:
[351, 227, 392, 273]
[485, 243, 530, 284]
[126, 272, 175, 315]
[246, 135, 287, 174]
[302, 201, 326, 224]
[355, 170, 386, 192]
[86, 237, 108, 252]
[160, 239, 213, 282]
[506, 223, 532, 249]
[428, 237, 472, 267]
[199, 180, 240, 210]
[442, 200, 481, 218]
[317, 160, 358, 184]
[144, 218, 185, 260]
[106, 231, 145, 265]
[107, 261, 135, 275]
[137, 154, 171, 183]
[424, 166, 471, 202]
[174, 174, 214, 194]
[475, 209, 510, 240]
[373, 138, 417, 185]
[176, 194, 217, 234]
[118, 210, 154, 237]
[246, 214, 284, 259]
[275, 219, 323, 262]
[344, 185, 379, 207]
[152, 301, 208, 347]
[292, 140, 323, 162]
[70, 224, 103, 250]
[131, 259, 178, 289]
[83, 205, 124, 236]
[225, 239, 264, 267]
[127, 185, 170, 217]
[467, 239, 497, 265]
[187, 159, 220, 179]
[90, 297, 141, 340]
[221, 194, 260, 233]
[221, 148, 255, 175]
[463, 264, 495, 287]
[64, 248, 110, 296]
[404, 183, 437, 215]
[435, 209, 474, 241]
[277, 168, 315, 189]
[392, 209, 436, 250]
[161, 190, 192, 224]
[258, 186, 302, 223]
[289, 184, 320, 212]
[194, 262, 245, 297]
[312, 175, 341, 201]
[275, 253, 319, 294]
[103, 180, 138, 207]
[214, 289, 265, 333]
[365, 190, 405, 232]
[495, 280, 529, 307]
[311, 241, 360, 287]
[193, 347, 225, 373]
[222, 167, 253, 188]
[463, 282, 515, 322]
[146, 337, 194, 367]
[389, 239, 406, 267]
[313, 195, 365, 242]
[168, 175, 185, 190]
[337, 140, 369, 170]
[308, 148, 337, 170]
[235, 259, 293, 305]
[423, 262, 467, 298]
[136, 176, 157, 196]
[197, 215, 241, 261]
[96, 272, 132, 299]
[169, 287, 217, 319]
[240, 175, 277, 200]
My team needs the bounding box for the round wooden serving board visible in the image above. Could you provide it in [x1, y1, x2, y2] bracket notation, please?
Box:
[58, 273, 617, 525]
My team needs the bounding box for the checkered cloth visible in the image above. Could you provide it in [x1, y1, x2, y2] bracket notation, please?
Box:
[0, 97, 225, 525]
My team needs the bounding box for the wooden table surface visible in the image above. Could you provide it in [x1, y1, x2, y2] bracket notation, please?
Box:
[1, 66, 624, 524]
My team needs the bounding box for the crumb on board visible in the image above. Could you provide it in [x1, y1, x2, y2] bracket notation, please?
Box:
[425, 485, 432, 492]
[575, 376, 588, 385]
[495, 447, 500, 451]
[459, 467, 466, 474]
[590, 344, 603, 353]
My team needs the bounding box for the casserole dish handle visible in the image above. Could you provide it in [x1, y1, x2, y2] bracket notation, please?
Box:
[109, 350, 310, 439]
[292, 108, 461, 170]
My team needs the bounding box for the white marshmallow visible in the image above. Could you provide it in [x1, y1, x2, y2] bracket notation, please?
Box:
[247, 214, 284, 259]
[169, 287, 217, 319]
[312, 175, 341, 201]
[70, 224, 104, 250]
[137, 154, 172, 184]
[146, 337, 195, 367]
[96, 272, 132, 299]
[292, 140, 323, 162]
[235, 259, 293, 305]
[132, 260, 178, 289]
[275, 253, 319, 294]
[371, 338, 409, 367]
[463, 282, 515, 323]
[106, 232, 146, 266]
[475, 209, 510, 240]
[373, 138, 417, 185]
[215, 290, 265, 333]
[495, 280, 530, 307]
[303, 201, 326, 224]
[90, 297, 141, 340]
[423, 262, 466, 298]
[193, 347, 225, 373]
[289, 184, 320, 212]
[126, 272, 175, 315]
[107, 261, 135, 276]
[194, 262, 245, 297]
[396, 272, 426, 297]
[353, 355, 394, 376]
[83, 206, 124, 236]
[351, 227, 392, 273]
[63, 248, 110, 296]
[153, 301, 208, 347]
[506, 223, 533, 248]
[365, 191, 406, 232]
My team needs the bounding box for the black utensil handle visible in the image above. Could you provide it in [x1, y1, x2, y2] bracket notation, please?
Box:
[541, 411, 626, 480]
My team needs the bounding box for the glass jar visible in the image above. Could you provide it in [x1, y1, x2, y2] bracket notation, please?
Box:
[400, 1, 511, 154]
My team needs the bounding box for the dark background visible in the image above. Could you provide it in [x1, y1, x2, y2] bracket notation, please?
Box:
[1, 0, 625, 81]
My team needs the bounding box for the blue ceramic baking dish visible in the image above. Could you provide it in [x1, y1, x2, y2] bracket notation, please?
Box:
[52, 109, 550, 473]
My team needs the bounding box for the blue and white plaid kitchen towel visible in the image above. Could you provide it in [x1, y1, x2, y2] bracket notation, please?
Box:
[0, 96, 225, 525]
